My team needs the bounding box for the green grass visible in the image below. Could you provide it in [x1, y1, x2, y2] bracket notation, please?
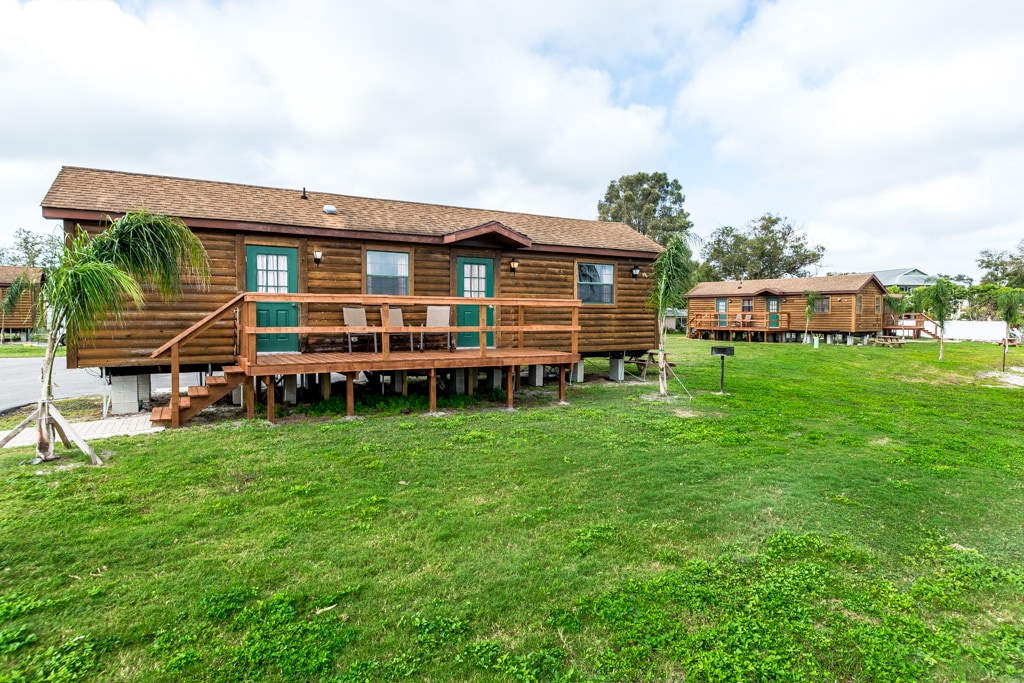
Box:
[1, 338, 1023, 681]
[0, 343, 63, 358]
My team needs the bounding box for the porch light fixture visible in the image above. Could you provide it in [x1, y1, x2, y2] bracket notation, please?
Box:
[510, 257, 520, 275]
[631, 264, 641, 278]
[312, 250, 323, 267]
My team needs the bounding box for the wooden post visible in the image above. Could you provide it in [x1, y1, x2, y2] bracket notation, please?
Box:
[517, 306, 525, 348]
[558, 364, 567, 402]
[505, 366, 515, 409]
[478, 303, 487, 357]
[266, 376, 275, 423]
[571, 307, 579, 355]
[428, 368, 437, 413]
[170, 344, 180, 428]
[345, 372, 355, 417]
[245, 377, 255, 419]
[401, 370, 408, 397]
[320, 372, 331, 401]
[381, 302, 391, 361]
[246, 300, 257, 369]
[467, 368, 474, 397]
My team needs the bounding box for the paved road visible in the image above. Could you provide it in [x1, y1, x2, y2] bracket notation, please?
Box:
[0, 356, 108, 413]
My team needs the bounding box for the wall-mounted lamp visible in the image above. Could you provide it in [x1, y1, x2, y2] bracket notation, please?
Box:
[509, 257, 520, 275]
[782, 298, 787, 303]
[631, 264, 641, 278]
[312, 250, 323, 267]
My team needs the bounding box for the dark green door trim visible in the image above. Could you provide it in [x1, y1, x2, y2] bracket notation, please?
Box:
[456, 257, 494, 348]
[245, 245, 299, 352]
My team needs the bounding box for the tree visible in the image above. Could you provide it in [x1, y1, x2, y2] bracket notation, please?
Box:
[995, 288, 1023, 371]
[0, 228, 63, 269]
[883, 285, 911, 334]
[700, 213, 825, 281]
[648, 234, 697, 395]
[915, 278, 956, 360]
[802, 290, 820, 343]
[0, 211, 209, 464]
[0, 270, 33, 345]
[598, 172, 693, 246]
[977, 240, 1024, 289]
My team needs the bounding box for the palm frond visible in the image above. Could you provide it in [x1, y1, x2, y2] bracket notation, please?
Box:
[1, 271, 33, 315]
[647, 235, 695, 314]
[88, 211, 210, 299]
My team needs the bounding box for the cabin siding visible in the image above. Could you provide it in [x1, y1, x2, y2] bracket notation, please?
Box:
[67, 223, 656, 369]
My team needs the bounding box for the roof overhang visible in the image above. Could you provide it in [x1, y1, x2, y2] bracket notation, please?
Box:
[441, 221, 532, 248]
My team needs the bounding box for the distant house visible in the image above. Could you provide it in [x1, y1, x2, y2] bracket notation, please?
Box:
[0, 266, 42, 342]
[869, 268, 932, 293]
[686, 274, 887, 342]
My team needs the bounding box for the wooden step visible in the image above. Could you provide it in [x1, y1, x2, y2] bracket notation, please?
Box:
[223, 365, 244, 375]
[206, 375, 227, 387]
[150, 406, 172, 423]
[176, 396, 191, 409]
[188, 385, 210, 398]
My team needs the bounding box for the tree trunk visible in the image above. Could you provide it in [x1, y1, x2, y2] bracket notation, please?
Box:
[939, 330, 945, 361]
[35, 329, 59, 462]
[657, 316, 668, 396]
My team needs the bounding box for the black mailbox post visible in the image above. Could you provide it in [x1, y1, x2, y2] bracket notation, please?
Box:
[710, 346, 734, 393]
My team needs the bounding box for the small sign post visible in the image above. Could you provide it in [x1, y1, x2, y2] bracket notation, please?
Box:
[710, 346, 734, 393]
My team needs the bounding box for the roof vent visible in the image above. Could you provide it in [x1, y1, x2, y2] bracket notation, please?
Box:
[323, 205, 337, 215]
[300, 187, 308, 200]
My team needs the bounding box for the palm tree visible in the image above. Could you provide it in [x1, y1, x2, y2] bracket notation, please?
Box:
[802, 290, 820, 343]
[1, 211, 209, 464]
[0, 270, 33, 345]
[647, 234, 696, 396]
[917, 278, 956, 360]
[995, 288, 1023, 372]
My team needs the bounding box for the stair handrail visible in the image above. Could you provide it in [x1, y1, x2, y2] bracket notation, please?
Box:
[150, 292, 246, 359]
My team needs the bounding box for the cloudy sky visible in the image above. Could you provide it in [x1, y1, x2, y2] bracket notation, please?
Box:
[2, 0, 1022, 280]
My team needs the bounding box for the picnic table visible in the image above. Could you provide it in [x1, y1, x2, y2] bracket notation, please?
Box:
[625, 351, 675, 380]
[873, 335, 905, 348]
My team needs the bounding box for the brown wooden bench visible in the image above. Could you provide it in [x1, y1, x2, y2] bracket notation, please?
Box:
[873, 335, 904, 348]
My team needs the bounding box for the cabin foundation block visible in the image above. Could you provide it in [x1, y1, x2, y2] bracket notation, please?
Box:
[138, 374, 152, 402]
[570, 360, 585, 383]
[454, 368, 468, 394]
[526, 364, 544, 387]
[110, 374, 141, 414]
[283, 375, 297, 404]
[608, 358, 625, 382]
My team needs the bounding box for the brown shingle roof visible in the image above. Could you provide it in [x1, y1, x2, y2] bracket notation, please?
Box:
[687, 274, 883, 297]
[0, 266, 42, 285]
[41, 167, 662, 255]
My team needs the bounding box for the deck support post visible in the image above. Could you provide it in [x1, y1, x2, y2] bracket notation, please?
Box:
[345, 372, 355, 417]
[558, 364, 567, 402]
[320, 372, 331, 401]
[245, 377, 255, 419]
[171, 345, 180, 428]
[505, 366, 515, 409]
[401, 370, 408, 397]
[266, 376, 275, 423]
[428, 368, 437, 413]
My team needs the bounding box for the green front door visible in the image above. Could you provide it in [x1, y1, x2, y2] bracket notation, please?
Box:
[767, 297, 780, 328]
[246, 245, 298, 352]
[716, 299, 728, 327]
[456, 257, 494, 347]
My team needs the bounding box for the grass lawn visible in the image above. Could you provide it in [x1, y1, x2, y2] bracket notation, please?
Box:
[0, 343, 63, 358]
[1, 337, 1023, 681]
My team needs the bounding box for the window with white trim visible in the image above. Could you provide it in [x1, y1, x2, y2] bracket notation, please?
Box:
[366, 250, 409, 295]
[577, 263, 614, 304]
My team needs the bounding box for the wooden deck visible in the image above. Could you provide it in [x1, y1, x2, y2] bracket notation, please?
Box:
[150, 292, 583, 427]
[240, 347, 578, 420]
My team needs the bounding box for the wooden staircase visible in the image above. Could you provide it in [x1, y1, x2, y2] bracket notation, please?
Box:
[150, 365, 247, 427]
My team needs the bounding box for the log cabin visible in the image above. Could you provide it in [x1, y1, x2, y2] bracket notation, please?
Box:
[686, 274, 887, 343]
[41, 167, 661, 422]
[0, 266, 42, 342]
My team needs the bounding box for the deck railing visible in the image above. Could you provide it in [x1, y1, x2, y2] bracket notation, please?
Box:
[151, 293, 582, 426]
[688, 311, 792, 333]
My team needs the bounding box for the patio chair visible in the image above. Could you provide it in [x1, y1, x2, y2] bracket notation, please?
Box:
[420, 305, 453, 351]
[381, 306, 415, 352]
[342, 307, 378, 353]
[743, 314, 752, 326]
[732, 313, 742, 327]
